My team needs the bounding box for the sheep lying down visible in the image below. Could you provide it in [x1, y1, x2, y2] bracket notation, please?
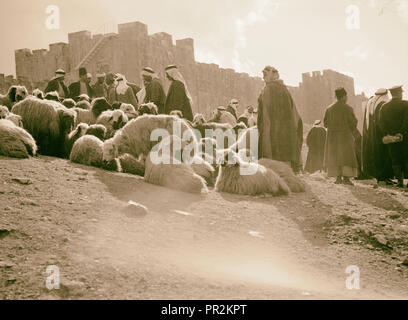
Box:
[143, 135, 208, 194]
[0, 119, 37, 158]
[258, 158, 305, 193]
[144, 152, 208, 194]
[70, 135, 104, 168]
[215, 151, 290, 196]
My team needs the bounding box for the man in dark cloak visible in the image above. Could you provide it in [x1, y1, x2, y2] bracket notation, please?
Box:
[257, 66, 302, 172]
[139, 67, 166, 114]
[45, 69, 69, 99]
[68, 67, 93, 101]
[91, 73, 107, 98]
[379, 85, 408, 187]
[164, 65, 194, 122]
[305, 120, 327, 173]
[362, 88, 390, 179]
[372, 91, 394, 184]
[323, 87, 358, 185]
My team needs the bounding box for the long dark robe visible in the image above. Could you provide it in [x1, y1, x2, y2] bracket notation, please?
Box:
[362, 97, 375, 177]
[144, 78, 166, 114]
[373, 101, 393, 181]
[305, 126, 326, 173]
[165, 80, 193, 121]
[257, 80, 301, 168]
[379, 98, 408, 170]
[323, 101, 358, 175]
[354, 128, 364, 178]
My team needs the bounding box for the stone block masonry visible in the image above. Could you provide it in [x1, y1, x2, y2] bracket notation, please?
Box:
[14, 20, 366, 125]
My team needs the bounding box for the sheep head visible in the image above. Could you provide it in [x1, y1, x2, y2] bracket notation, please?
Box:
[91, 97, 112, 118]
[45, 91, 60, 102]
[0, 106, 9, 118]
[32, 89, 44, 100]
[58, 108, 77, 135]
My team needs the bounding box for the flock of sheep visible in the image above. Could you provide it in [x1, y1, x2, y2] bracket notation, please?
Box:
[0, 85, 305, 196]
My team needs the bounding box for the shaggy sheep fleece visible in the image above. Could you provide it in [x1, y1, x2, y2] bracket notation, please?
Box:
[215, 157, 290, 196]
[112, 115, 197, 160]
[119, 153, 145, 176]
[258, 158, 305, 193]
[97, 109, 128, 139]
[70, 135, 104, 168]
[86, 124, 106, 140]
[12, 97, 76, 156]
[144, 151, 208, 194]
[154, 134, 214, 185]
[0, 119, 37, 158]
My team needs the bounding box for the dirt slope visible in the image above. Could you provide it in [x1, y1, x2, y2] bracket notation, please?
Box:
[0, 156, 407, 299]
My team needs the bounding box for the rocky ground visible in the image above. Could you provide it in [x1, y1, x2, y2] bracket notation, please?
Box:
[0, 155, 407, 299]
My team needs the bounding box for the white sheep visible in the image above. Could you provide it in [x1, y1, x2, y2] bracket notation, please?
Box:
[144, 150, 208, 194]
[0, 86, 29, 110]
[120, 103, 138, 120]
[258, 158, 305, 193]
[0, 106, 23, 128]
[215, 150, 290, 196]
[96, 109, 128, 139]
[70, 135, 104, 168]
[111, 114, 198, 161]
[73, 97, 111, 126]
[0, 119, 37, 158]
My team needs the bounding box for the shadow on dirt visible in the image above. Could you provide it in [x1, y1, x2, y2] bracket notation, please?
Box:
[90, 167, 205, 213]
[349, 184, 408, 215]
[218, 181, 333, 247]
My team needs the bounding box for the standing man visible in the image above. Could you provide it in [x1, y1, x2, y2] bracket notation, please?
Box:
[45, 69, 69, 99]
[304, 120, 327, 173]
[92, 73, 107, 98]
[226, 99, 239, 120]
[137, 67, 166, 114]
[323, 88, 358, 185]
[257, 66, 302, 171]
[68, 67, 93, 101]
[164, 65, 194, 122]
[362, 88, 392, 183]
[105, 72, 116, 104]
[379, 85, 408, 188]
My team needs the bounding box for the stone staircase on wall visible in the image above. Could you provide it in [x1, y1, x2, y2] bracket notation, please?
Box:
[74, 34, 115, 71]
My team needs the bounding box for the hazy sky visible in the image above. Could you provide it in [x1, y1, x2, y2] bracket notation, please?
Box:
[0, 0, 407, 97]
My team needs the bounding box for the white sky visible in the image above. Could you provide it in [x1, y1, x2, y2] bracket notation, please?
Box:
[1, 0, 407, 97]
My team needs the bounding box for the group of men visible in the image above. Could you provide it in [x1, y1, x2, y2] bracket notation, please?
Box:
[44, 65, 194, 121]
[361, 85, 408, 187]
[43, 62, 408, 187]
[304, 85, 408, 187]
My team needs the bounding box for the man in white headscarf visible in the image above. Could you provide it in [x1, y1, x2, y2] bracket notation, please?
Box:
[137, 67, 166, 114]
[110, 74, 138, 107]
[164, 65, 194, 121]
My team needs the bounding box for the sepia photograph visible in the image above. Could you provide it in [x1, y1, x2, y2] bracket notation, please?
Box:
[0, 0, 408, 306]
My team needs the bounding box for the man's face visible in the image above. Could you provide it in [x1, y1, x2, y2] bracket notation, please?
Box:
[262, 70, 274, 82]
[106, 75, 114, 85]
[98, 77, 105, 84]
[142, 75, 152, 86]
[58, 76, 65, 82]
[80, 75, 87, 82]
[87, 77, 92, 84]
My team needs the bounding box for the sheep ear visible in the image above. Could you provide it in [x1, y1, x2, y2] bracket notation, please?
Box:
[8, 87, 17, 102]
